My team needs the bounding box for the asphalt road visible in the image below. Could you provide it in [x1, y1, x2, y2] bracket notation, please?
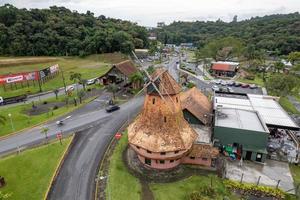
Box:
[48, 96, 144, 200]
[0, 93, 143, 157]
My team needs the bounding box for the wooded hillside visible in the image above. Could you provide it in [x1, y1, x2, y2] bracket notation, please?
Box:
[0, 4, 149, 56]
[156, 13, 300, 55]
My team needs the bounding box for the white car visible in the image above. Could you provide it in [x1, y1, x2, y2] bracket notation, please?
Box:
[66, 85, 75, 92]
[212, 85, 219, 92]
[221, 80, 227, 86]
[87, 78, 96, 85]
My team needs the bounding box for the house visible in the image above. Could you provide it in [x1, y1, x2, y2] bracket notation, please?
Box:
[211, 61, 239, 77]
[180, 43, 194, 49]
[98, 60, 139, 87]
[180, 87, 212, 125]
[128, 69, 219, 169]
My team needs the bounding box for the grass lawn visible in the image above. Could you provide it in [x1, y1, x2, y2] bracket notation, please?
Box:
[0, 53, 126, 98]
[279, 97, 300, 115]
[105, 132, 141, 200]
[0, 94, 95, 137]
[0, 137, 72, 200]
[290, 164, 300, 186]
[150, 175, 239, 200]
[237, 74, 265, 87]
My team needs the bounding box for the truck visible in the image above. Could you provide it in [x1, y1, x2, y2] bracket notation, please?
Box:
[0, 94, 27, 105]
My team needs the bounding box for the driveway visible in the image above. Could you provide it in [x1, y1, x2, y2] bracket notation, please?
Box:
[225, 159, 295, 193]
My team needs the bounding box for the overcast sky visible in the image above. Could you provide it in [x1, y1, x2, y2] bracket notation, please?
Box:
[1, 0, 300, 26]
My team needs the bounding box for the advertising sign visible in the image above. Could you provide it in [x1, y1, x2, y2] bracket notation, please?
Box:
[0, 71, 39, 85]
[50, 64, 59, 74]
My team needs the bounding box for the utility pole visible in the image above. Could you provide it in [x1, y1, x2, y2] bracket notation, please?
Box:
[61, 69, 67, 95]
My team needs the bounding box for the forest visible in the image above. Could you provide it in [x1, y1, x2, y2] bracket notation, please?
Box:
[0, 4, 149, 56]
[156, 13, 300, 55]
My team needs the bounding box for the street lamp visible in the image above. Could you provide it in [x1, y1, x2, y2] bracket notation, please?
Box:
[8, 113, 15, 132]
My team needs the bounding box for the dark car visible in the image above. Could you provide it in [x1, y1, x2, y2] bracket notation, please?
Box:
[105, 105, 120, 113]
[241, 83, 249, 88]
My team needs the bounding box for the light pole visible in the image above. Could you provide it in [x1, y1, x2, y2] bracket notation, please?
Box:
[8, 113, 15, 132]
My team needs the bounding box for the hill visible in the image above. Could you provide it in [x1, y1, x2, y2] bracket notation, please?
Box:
[155, 13, 300, 55]
[0, 4, 149, 56]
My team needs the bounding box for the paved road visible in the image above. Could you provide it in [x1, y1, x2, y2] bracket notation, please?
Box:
[48, 96, 144, 200]
[0, 92, 143, 157]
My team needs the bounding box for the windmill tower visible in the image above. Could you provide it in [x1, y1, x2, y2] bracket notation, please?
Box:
[128, 68, 197, 169]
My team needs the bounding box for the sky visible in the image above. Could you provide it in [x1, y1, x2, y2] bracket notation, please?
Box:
[1, 0, 300, 26]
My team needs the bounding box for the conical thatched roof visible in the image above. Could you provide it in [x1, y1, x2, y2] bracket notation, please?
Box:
[180, 87, 212, 125]
[128, 69, 197, 153]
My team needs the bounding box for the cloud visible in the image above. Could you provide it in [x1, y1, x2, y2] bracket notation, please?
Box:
[1, 0, 299, 26]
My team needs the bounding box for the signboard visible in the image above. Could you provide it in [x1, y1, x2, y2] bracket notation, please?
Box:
[50, 64, 59, 74]
[0, 71, 39, 85]
[39, 67, 51, 79]
[56, 133, 62, 139]
[115, 132, 122, 140]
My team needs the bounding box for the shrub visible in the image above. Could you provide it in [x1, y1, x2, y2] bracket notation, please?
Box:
[245, 74, 255, 80]
[53, 105, 59, 110]
[87, 88, 91, 92]
[43, 101, 48, 104]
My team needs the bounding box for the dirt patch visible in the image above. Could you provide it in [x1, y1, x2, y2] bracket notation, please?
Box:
[25, 102, 65, 116]
[0, 57, 58, 67]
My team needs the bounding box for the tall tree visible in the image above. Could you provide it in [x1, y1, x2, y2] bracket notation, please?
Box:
[107, 83, 118, 100]
[70, 72, 82, 93]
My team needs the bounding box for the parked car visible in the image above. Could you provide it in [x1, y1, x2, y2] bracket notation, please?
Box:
[87, 78, 97, 85]
[212, 85, 220, 92]
[213, 79, 222, 84]
[227, 87, 234, 93]
[66, 85, 75, 92]
[221, 80, 227, 86]
[234, 82, 241, 87]
[241, 84, 250, 88]
[105, 105, 120, 113]
[249, 84, 258, 89]
[227, 81, 235, 86]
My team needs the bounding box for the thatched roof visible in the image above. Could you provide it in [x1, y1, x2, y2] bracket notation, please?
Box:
[180, 87, 212, 125]
[188, 144, 219, 158]
[128, 95, 197, 152]
[147, 68, 181, 95]
[128, 69, 196, 152]
[113, 60, 138, 77]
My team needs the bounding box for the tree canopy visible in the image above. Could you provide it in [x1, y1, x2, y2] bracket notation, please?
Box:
[155, 13, 300, 55]
[0, 4, 149, 56]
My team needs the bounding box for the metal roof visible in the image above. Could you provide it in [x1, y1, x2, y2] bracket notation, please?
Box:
[215, 108, 269, 133]
[214, 93, 299, 130]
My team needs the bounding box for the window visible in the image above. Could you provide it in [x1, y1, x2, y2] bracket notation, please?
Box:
[174, 150, 179, 154]
[147, 150, 152, 154]
[202, 158, 208, 161]
[136, 146, 140, 149]
[170, 160, 174, 163]
[160, 152, 166, 155]
[145, 158, 151, 166]
[164, 116, 167, 123]
[176, 97, 178, 103]
[190, 157, 195, 160]
[152, 98, 155, 104]
[159, 160, 165, 164]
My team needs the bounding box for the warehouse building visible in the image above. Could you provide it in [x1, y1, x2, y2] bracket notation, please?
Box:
[213, 92, 299, 163]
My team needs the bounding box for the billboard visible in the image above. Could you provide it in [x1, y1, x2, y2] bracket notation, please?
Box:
[0, 71, 39, 85]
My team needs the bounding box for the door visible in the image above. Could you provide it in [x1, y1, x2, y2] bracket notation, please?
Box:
[245, 151, 252, 160]
[256, 153, 262, 162]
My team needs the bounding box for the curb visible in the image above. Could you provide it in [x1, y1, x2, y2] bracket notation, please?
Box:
[0, 95, 99, 141]
[43, 134, 75, 200]
[94, 119, 132, 200]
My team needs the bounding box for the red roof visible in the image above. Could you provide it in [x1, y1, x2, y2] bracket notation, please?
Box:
[212, 63, 235, 72]
[114, 60, 138, 76]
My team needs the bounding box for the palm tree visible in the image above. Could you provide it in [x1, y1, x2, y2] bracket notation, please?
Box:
[274, 61, 285, 73]
[70, 72, 82, 93]
[0, 115, 6, 126]
[77, 90, 85, 104]
[107, 83, 118, 100]
[80, 79, 87, 91]
[40, 127, 50, 142]
[129, 72, 143, 89]
[53, 89, 59, 100]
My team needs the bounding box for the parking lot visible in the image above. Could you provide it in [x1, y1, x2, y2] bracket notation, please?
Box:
[211, 80, 263, 95]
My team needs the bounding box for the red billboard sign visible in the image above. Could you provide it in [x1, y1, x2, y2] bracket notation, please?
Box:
[0, 71, 39, 85]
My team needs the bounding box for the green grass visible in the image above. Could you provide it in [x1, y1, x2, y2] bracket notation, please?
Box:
[0, 53, 126, 98]
[279, 97, 300, 115]
[150, 175, 239, 200]
[290, 164, 300, 186]
[105, 132, 141, 200]
[0, 94, 95, 137]
[237, 74, 265, 87]
[0, 137, 72, 200]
